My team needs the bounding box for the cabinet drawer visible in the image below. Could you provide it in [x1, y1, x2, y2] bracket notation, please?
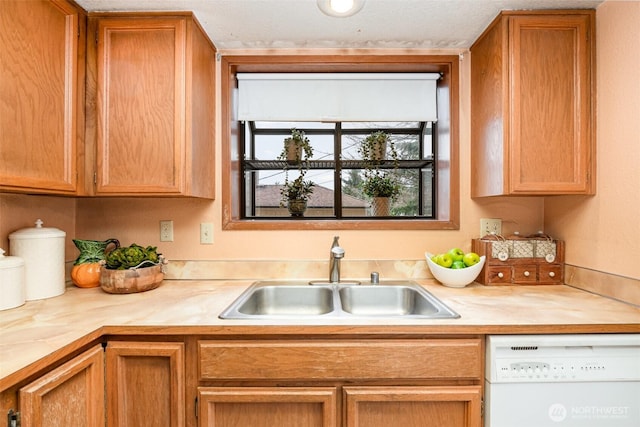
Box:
[199, 339, 482, 381]
[485, 266, 512, 284]
[513, 265, 537, 283]
[538, 264, 564, 284]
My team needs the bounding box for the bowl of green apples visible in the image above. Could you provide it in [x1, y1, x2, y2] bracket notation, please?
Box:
[425, 248, 485, 288]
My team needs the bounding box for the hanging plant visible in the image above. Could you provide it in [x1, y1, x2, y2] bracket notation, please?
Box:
[359, 131, 400, 204]
[278, 129, 315, 215]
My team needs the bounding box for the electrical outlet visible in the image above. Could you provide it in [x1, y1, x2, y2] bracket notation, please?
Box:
[480, 218, 502, 237]
[160, 220, 174, 242]
[200, 223, 214, 244]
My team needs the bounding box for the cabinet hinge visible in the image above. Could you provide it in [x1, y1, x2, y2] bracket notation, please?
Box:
[7, 409, 20, 427]
[481, 398, 484, 417]
[195, 396, 198, 419]
[93, 172, 97, 185]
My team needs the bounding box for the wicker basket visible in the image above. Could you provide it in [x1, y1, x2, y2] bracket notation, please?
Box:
[100, 264, 163, 294]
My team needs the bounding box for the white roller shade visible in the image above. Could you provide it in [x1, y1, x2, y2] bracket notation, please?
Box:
[236, 73, 439, 122]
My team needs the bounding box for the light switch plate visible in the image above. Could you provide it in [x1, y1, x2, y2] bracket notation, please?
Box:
[200, 223, 214, 244]
[480, 218, 502, 237]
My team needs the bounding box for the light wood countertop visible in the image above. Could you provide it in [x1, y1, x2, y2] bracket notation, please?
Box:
[1, 279, 639, 391]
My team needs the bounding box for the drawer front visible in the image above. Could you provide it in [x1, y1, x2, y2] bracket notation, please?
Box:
[485, 266, 512, 284]
[199, 339, 482, 382]
[513, 265, 538, 283]
[538, 264, 564, 284]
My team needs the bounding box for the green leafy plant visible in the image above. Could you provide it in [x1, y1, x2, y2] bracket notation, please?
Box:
[104, 243, 161, 270]
[279, 129, 315, 209]
[278, 129, 314, 167]
[280, 176, 315, 204]
[361, 170, 400, 198]
[358, 130, 396, 164]
[359, 131, 400, 200]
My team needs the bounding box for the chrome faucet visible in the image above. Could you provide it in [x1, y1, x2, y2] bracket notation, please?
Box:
[329, 236, 345, 283]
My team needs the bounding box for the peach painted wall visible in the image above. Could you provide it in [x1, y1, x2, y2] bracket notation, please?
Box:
[1, 49, 545, 262]
[545, 1, 640, 280]
[69, 51, 543, 262]
[0, 194, 77, 259]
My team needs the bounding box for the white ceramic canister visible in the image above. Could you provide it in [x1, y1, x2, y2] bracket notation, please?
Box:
[9, 219, 66, 301]
[0, 248, 25, 310]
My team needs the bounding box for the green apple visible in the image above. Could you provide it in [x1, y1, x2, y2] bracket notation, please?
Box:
[462, 252, 481, 267]
[451, 260, 466, 269]
[447, 248, 465, 262]
[436, 253, 454, 268]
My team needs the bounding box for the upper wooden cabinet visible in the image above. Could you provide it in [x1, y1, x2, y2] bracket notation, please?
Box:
[86, 13, 216, 198]
[0, 0, 85, 195]
[470, 11, 595, 196]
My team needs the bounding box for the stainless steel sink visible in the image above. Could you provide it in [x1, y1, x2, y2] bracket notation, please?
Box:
[339, 285, 457, 318]
[233, 285, 334, 316]
[219, 281, 459, 319]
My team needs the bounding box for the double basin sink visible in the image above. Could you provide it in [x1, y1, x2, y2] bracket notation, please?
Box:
[219, 281, 460, 319]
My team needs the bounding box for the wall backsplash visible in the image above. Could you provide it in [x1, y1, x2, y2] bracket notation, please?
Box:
[164, 259, 431, 282]
[158, 259, 639, 307]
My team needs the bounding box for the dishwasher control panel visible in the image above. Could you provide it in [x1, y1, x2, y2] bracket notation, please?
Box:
[493, 358, 639, 382]
[486, 334, 640, 383]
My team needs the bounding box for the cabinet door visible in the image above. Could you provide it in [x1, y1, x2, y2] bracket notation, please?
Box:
[198, 387, 337, 427]
[344, 386, 481, 427]
[106, 341, 185, 427]
[0, 0, 82, 194]
[19, 344, 104, 427]
[509, 14, 594, 194]
[471, 11, 594, 197]
[95, 17, 187, 195]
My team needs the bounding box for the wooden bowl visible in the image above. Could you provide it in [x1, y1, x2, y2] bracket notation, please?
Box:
[100, 265, 163, 294]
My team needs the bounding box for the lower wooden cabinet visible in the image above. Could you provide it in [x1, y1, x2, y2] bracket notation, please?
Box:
[197, 385, 481, 427]
[197, 338, 483, 427]
[198, 387, 337, 427]
[105, 341, 186, 427]
[343, 386, 481, 427]
[18, 344, 105, 427]
[7, 337, 483, 427]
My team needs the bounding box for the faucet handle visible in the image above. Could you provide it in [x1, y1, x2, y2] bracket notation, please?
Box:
[331, 246, 345, 258]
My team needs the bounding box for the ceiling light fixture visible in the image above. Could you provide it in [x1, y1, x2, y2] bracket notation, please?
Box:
[317, 0, 365, 18]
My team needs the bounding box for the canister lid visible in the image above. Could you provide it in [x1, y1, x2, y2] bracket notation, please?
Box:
[8, 219, 66, 240]
[0, 248, 24, 269]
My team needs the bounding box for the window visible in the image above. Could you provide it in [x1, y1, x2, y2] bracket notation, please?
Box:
[221, 55, 460, 230]
[241, 121, 435, 219]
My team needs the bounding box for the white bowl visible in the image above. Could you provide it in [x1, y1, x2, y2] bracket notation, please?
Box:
[425, 252, 486, 288]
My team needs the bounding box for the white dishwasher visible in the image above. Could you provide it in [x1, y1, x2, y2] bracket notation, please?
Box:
[485, 334, 640, 427]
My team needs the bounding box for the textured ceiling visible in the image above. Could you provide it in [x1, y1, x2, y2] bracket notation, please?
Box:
[75, 0, 604, 49]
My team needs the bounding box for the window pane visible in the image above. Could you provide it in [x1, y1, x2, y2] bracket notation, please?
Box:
[241, 121, 435, 220]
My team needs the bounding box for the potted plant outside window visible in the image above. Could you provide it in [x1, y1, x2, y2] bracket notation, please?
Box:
[359, 131, 399, 216]
[280, 176, 315, 217]
[358, 130, 390, 162]
[279, 129, 314, 165]
[278, 129, 315, 217]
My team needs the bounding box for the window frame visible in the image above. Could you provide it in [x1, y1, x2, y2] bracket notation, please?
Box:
[221, 54, 460, 230]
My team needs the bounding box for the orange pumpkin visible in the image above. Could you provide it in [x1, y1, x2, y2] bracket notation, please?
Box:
[71, 262, 102, 288]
